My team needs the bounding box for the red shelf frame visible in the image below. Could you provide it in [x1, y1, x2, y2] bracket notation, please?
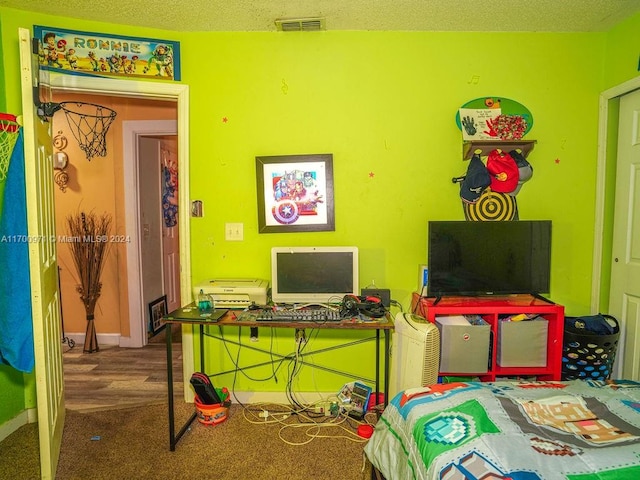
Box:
[411, 293, 565, 382]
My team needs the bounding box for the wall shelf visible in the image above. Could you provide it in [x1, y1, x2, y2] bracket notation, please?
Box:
[463, 139, 537, 160]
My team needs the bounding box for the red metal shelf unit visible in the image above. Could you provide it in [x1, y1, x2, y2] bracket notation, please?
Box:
[411, 293, 565, 382]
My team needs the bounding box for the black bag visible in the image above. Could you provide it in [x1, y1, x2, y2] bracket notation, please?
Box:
[562, 314, 620, 381]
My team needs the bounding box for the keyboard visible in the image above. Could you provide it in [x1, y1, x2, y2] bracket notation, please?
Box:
[254, 307, 342, 322]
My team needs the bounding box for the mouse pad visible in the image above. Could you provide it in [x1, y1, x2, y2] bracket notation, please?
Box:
[165, 306, 228, 323]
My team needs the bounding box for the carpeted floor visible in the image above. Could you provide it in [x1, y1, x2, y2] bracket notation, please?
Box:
[0, 401, 375, 480]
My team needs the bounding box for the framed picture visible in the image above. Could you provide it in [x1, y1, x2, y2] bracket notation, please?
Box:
[148, 295, 168, 336]
[256, 154, 334, 233]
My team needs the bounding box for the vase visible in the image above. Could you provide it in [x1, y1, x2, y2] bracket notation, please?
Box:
[83, 314, 99, 353]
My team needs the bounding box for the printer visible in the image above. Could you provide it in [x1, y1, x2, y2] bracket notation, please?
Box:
[193, 278, 269, 309]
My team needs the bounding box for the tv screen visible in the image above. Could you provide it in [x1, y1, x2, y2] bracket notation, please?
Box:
[271, 246, 359, 304]
[427, 221, 551, 297]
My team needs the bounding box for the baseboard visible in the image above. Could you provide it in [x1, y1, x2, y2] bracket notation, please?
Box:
[66, 332, 121, 347]
[0, 408, 36, 443]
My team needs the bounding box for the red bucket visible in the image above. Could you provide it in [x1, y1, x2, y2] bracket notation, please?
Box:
[194, 395, 229, 426]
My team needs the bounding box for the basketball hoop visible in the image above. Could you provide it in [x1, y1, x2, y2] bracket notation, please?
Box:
[59, 102, 117, 161]
[0, 113, 20, 181]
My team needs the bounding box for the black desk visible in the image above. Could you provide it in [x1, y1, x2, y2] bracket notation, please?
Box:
[163, 303, 394, 451]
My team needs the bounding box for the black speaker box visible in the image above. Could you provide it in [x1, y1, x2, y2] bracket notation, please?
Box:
[361, 288, 391, 307]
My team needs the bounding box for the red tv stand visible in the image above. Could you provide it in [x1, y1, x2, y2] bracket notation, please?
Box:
[411, 293, 565, 382]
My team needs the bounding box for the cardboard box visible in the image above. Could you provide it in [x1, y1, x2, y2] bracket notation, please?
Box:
[497, 317, 548, 367]
[436, 315, 490, 374]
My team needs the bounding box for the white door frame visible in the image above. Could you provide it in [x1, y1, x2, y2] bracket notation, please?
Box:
[122, 120, 177, 348]
[49, 73, 194, 399]
[592, 75, 640, 309]
[592, 76, 640, 378]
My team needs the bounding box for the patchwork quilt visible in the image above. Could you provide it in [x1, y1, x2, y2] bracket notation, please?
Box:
[364, 380, 640, 480]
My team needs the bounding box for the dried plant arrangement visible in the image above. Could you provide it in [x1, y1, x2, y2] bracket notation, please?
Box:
[66, 211, 112, 353]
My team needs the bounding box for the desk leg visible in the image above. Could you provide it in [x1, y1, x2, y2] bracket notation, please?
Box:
[167, 322, 198, 451]
[375, 329, 380, 407]
[384, 329, 390, 407]
[199, 324, 205, 371]
[166, 323, 176, 451]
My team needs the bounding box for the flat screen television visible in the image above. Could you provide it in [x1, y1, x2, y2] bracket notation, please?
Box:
[427, 220, 551, 297]
[270, 246, 359, 304]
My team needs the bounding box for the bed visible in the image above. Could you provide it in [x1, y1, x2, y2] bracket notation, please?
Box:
[364, 380, 640, 480]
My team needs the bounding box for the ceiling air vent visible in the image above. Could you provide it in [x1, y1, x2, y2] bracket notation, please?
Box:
[275, 17, 325, 32]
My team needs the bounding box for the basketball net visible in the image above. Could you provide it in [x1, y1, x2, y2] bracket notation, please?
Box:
[59, 102, 117, 160]
[0, 113, 20, 181]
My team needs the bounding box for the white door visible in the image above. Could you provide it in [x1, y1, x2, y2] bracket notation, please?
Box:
[18, 28, 65, 479]
[161, 139, 181, 312]
[609, 88, 640, 381]
[139, 136, 164, 335]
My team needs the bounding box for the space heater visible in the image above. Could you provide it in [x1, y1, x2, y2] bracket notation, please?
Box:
[390, 312, 440, 399]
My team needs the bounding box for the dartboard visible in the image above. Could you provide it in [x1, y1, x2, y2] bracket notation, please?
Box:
[463, 189, 518, 221]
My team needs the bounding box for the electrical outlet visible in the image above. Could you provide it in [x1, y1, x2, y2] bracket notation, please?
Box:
[225, 222, 244, 241]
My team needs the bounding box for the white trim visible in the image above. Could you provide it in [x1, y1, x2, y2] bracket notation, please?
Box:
[592, 76, 640, 313]
[49, 73, 194, 401]
[0, 408, 36, 443]
[65, 333, 121, 347]
[121, 120, 177, 348]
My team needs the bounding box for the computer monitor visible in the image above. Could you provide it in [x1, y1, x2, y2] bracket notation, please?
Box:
[270, 246, 359, 304]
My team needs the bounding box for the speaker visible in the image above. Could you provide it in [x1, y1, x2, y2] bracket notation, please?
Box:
[361, 288, 391, 307]
[341, 294, 387, 318]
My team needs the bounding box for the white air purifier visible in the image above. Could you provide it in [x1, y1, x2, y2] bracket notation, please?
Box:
[390, 312, 440, 399]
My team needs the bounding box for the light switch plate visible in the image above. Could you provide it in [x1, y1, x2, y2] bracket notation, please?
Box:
[225, 222, 244, 241]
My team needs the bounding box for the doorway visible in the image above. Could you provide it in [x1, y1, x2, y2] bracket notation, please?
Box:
[593, 76, 640, 380]
[48, 73, 195, 399]
[122, 121, 181, 347]
[52, 94, 178, 350]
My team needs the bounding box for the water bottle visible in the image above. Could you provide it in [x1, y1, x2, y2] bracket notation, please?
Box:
[197, 289, 213, 311]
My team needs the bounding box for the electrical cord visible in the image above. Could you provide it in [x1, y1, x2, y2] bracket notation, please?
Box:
[389, 299, 403, 312]
[240, 401, 373, 446]
[199, 318, 379, 447]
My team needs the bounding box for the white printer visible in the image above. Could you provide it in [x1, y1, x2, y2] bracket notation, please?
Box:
[193, 278, 269, 309]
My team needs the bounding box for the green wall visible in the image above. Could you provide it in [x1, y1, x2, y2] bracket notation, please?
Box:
[1, 6, 639, 412]
[183, 30, 604, 315]
[602, 11, 640, 89]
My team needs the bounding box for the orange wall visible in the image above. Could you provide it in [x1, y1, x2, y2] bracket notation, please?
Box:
[52, 93, 176, 338]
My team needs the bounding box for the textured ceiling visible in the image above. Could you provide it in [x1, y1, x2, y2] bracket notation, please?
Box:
[2, 0, 640, 32]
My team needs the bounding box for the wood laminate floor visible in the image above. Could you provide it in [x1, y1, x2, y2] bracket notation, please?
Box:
[63, 329, 183, 412]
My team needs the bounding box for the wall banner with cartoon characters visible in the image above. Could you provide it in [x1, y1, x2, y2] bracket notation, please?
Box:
[34, 25, 181, 81]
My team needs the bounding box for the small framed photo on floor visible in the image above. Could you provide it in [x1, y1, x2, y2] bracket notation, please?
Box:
[149, 295, 168, 336]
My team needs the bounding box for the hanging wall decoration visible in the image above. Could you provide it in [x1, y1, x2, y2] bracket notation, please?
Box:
[53, 131, 70, 191]
[34, 25, 181, 81]
[162, 147, 178, 228]
[453, 97, 536, 222]
[256, 154, 334, 233]
[455, 97, 533, 140]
